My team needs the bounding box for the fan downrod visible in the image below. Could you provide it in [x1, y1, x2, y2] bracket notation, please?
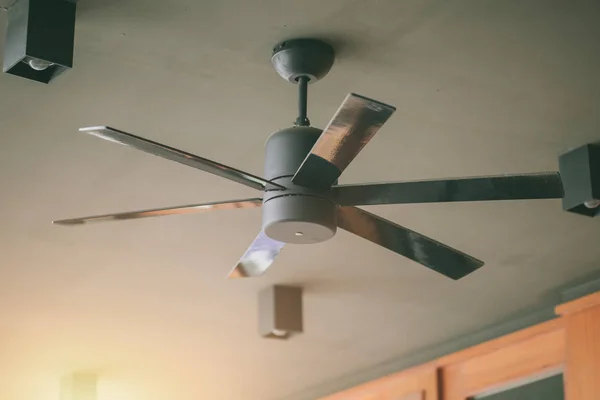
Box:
[272, 39, 335, 127]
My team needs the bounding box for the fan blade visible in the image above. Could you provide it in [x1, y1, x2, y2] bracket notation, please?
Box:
[292, 94, 396, 189]
[79, 126, 285, 191]
[337, 206, 483, 280]
[334, 172, 564, 206]
[228, 231, 285, 278]
[53, 198, 262, 225]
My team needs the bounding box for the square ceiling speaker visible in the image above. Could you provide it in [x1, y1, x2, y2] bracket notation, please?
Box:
[259, 285, 303, 339]
[3, 0, 76, 83]
[559, 143, 600, 217]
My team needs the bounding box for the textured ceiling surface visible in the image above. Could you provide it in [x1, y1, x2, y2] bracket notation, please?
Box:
[1, 1, 600, 399]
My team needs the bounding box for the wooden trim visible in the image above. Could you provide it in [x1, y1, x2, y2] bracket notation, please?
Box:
[562, 300, 600, 400]
[397, 393, 423, 400]
[319, 365, 437, 400]
[556, 291, 600, 316]
[421, 369, 439, 400]
[441, 328, 565, 400]
[435, 318, 564, 367]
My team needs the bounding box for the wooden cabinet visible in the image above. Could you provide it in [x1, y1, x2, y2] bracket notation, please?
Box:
[318, 291, 600, 400]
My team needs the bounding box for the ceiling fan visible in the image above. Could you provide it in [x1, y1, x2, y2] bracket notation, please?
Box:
[55, 39, 565, 280]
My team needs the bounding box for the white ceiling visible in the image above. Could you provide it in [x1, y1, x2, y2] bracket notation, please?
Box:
[1, 0, 599, 399]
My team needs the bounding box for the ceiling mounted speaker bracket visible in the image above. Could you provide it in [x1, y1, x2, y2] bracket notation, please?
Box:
[271, 38, 334, 83]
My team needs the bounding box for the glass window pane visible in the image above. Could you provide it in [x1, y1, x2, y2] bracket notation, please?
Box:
[475, 374, 563, 400]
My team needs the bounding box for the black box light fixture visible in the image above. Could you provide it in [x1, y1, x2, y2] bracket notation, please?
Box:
[559, 143, 600, 217]
[3, 0, 76, 83]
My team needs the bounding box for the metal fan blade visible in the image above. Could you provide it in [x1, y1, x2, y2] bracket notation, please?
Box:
[228, 231, 285, 278]
[337, 206, 483, 280]
[53, 198, 263, 225]
[292, 94, 396, 189]
[334, 172, 564, 206]
[79, 126, 285, 191]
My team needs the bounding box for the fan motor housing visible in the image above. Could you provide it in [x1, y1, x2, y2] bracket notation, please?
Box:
[262, 126, 337, 244]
